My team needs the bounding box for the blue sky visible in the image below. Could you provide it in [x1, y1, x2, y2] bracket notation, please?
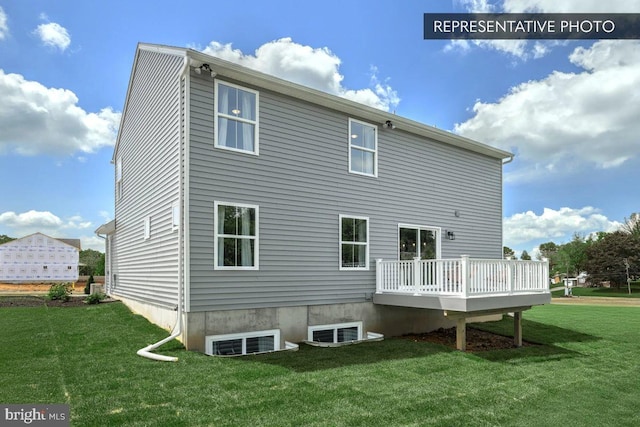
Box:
[0, 0, 638, 254]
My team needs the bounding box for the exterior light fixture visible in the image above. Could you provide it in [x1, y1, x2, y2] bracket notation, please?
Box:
[383, 120, 396, 129]
[446, 231, 456, 240]
[195, 63, 217, 78]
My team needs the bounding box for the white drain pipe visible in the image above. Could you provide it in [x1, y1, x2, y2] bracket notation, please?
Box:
[137, 327, 180, 362]
[136, 55, 190, 362]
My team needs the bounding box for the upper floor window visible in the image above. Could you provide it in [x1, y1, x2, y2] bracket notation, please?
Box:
[349, 119, 377, 177]
[215, 81, 259, 155]
[214, 201, 259, 270]
[339, 215, 369, 270]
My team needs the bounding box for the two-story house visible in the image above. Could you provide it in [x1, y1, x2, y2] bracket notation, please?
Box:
[96, 43, 549, 358]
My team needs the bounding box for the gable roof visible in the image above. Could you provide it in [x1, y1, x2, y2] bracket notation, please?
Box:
[114, 42, 513, 163]
[0, 232, 81, 251]
[57, 239, 82, 250]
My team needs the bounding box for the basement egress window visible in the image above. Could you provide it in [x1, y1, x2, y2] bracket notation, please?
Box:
[309, 322, 361, 344]
[306, 322, 384, 347]
[205, 330, 280, 356]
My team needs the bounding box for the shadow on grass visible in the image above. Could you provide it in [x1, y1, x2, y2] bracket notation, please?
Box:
[474, 344, 584, 363]
[241, 317, 599, 372]
[241, 338, 457, 372]
[472, 317, 600, 346]
[468, 317, 601, 363]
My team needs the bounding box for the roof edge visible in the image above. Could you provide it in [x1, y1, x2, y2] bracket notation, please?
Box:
[118, 42, 512, 161]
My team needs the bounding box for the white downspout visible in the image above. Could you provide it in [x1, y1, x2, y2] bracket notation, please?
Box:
[137, 56, 190, 362]
[95, 233, 108, 294]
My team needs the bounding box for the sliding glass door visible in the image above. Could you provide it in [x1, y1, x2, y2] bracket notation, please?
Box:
[399, 226, 439, 260]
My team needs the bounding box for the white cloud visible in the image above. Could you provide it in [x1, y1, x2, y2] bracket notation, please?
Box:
[98, 210, 112, 222]
[0, 211, 107, 252]
[446, 38, 530, 59]
[33, 22, 70, 51]
[454, 40, 640, 182]
[80, 235, 106, 252]
[201, 38, 400, 112]
[504, 206, 621, 247]
[0, 210, 63, 230]
[0, 70, 120, 156]
[449, 0, 640, 59]
[0, 6, 8, 40]
[0, 210, 93, 239]
[447, 0, 536, 59]
[457, 0, 496, 13]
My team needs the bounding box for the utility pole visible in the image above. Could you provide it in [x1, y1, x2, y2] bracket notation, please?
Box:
[624, 258, 631, 295]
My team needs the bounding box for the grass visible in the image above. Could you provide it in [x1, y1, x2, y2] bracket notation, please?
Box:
[1, 301, 640, 426]
[557, 282, 640, 298]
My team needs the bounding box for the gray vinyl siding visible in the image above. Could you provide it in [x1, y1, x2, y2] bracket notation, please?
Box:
[188, 74, 504, 312]
[112, 49, 183, 308]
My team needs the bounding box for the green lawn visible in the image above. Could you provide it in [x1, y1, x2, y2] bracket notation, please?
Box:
[566, 283, 640, 298]
[1, 301, 639, 426]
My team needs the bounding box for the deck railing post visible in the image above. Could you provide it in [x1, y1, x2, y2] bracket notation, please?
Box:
[541, 257, 549, 291]
[509, 260, 515, 295]
[413, 257, 421, 295]
[376, 258, 383, 294]
[461, 255, 469, 298]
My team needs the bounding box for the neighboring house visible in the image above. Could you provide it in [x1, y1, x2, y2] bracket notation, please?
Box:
[0, 232, 80, 283]
[96, 43, 550, 355]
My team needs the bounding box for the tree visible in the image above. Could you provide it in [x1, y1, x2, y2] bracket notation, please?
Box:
[503, 246, 515, 259]
[95, 254, 105, 276]
[520, 250, 531, 260]
[553, 234, 591, 277]
[0, 235, 15, 245]
[620, 213, 640, 237]
[79, 249, 105, 276]
[537, 241, 558, 271]
[537, 241, 558, 260]
[584, 231, 640, 287]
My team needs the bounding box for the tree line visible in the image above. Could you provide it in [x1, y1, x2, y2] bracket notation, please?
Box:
[504, 213, 640, 287]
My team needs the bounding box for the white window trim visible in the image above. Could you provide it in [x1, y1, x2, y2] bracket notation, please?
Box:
[205, 329, 280, 356]
[397, 223, 442, 260]
[143, 217, 151, 240]
[348, 118, 378, 177]
[214, 80, 260, 156]
[307, 322, 363, 343]
[214, 201, 259, 270]
[339, 214, 369, 271]
[171, 201, 180, 232]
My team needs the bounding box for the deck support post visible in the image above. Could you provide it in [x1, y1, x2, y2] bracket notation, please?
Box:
[456, 318, 466, 351]
[445, 306, 532, 351]
[513, 311, 523, 347]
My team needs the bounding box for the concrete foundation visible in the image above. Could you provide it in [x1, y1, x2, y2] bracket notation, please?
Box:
[183, 302, 457, 353]
[115, 296, 507, 354]
[117, 295, 179, 336]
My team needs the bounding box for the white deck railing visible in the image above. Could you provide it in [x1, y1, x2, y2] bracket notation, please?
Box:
[376, 256, 549, 298]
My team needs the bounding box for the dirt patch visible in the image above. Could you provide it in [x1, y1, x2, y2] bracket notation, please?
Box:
[0, 282, 87, 293]
[0, 295, 93, 308]
[404, 327, 536, 352]
[552, 296, 640, 306]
